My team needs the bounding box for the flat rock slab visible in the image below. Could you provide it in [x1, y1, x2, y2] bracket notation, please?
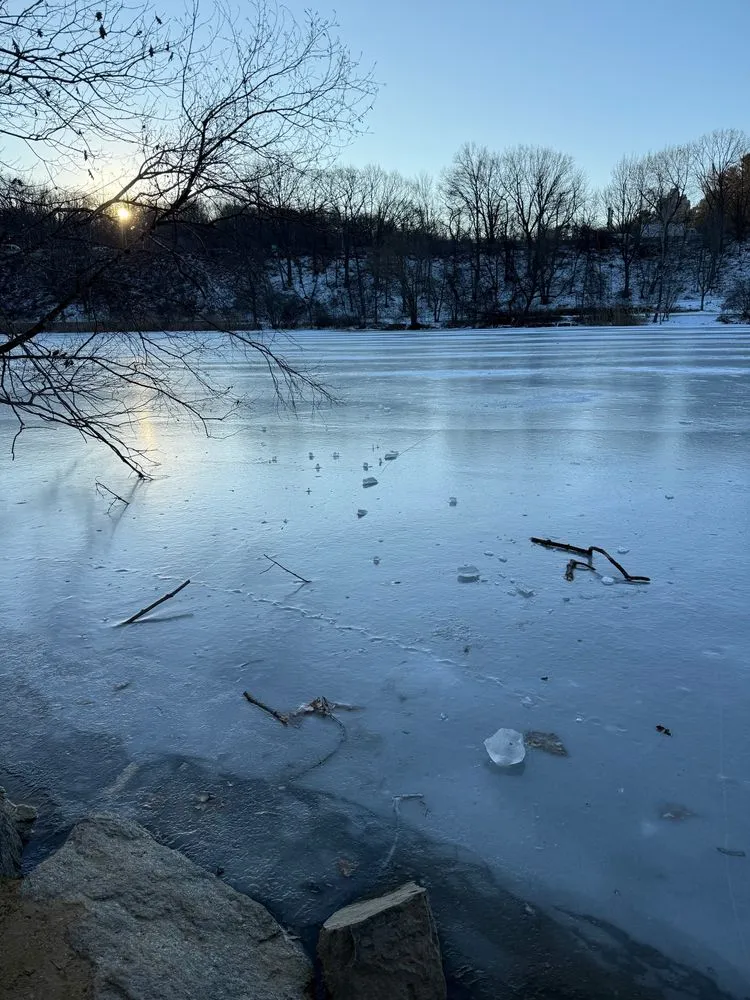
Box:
[22, 814, 311, 1000]
[318, 881, 446, 1000]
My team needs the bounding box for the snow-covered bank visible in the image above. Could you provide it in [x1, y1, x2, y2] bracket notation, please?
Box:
[1, 327, 748, 997]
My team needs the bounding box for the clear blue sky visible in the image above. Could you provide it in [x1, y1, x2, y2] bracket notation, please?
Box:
[273, 0, 750, 189]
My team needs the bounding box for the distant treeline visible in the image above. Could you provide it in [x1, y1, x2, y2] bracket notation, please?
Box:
[3, 130, 750, 328]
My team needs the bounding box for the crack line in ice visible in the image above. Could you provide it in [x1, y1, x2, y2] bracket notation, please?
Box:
[184, 576, 460, 665]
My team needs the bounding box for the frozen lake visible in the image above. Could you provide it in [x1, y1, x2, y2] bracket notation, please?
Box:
[1, 327, 749, 998]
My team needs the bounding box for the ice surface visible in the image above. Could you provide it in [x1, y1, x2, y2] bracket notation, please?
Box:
[1, 327, 749, 997]
[484, 728, 525, 766]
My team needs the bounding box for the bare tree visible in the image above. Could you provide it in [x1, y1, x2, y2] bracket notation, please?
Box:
[397, 172, 445, 325]
[603, 155, 647, 300]
[499, 145, 586, 317]
[639, 144, 693, 321]
[692, 129, 749, 306]
[442, 143, 506, 319]
[0, 0, 375, 474]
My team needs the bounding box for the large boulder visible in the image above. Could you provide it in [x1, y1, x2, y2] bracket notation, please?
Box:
[0, 789, 23, 878]
[318, 881, 446, 1000]
[22, 814, 312, 1000]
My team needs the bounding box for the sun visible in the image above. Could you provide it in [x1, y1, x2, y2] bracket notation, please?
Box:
[116, 205, 131, 221]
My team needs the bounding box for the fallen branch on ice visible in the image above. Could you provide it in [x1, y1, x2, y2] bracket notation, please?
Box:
[241, 690, 362, 779]
[243, 691, 289, 726]
[118, 579, 191, 625]
[530, 537, 650, 583]
[261, 554, 311, 584]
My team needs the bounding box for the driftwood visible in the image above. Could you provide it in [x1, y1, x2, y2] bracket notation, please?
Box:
[261, 554, 311, 584]
[119, 579, 191, 625]
[530, 537, 650, 583]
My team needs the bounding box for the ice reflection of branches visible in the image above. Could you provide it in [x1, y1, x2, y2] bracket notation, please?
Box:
[1, 329, 330, 476]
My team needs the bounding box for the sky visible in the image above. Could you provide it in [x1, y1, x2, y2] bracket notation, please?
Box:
[264, 0, 750, 190]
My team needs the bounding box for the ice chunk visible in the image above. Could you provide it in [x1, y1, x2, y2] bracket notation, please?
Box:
[363, 476, 378, 488]
[617, 547, 629, 554]
[384, 451, 399, 460]
[357, 509, 367, 518]
[601, 576, 615, 586]
[457, 565, 480, 583]
[516, 586, 535, 598]
[448, 497, 458, 507]
[484, 728, 525, 766]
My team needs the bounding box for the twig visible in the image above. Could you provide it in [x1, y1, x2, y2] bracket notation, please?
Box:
[381, 794, 428, 872]
[262, 554, 311, 585]
[531, 537, 650, 583]
[242, 691, 289, 726]
[96, 480, 130, 514]
[283, 696, 363, 780]
[119, 579, 191, 625]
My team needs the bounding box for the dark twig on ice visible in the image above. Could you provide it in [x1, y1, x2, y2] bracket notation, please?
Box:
[262, 554, 311, 584]
[241, 691, 362, 779]
[381, 794, 428, 872]
[243, 691, 289, 726]
[119, 579, 191, 625]
[95, 480, 130, 514]
[531, 537, 650, 583]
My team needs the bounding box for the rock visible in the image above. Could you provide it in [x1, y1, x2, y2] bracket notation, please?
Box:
[318, 881, 446, 1000]
[23, 815, 311, 1000]
[448, 497, 457, 506]
[357, 509, 367, 518]
[0, 790, 23, 877]
[457, 565, 480, 583]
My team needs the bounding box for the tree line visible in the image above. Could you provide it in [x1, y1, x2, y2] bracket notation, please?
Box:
[3, 131, 750, 332]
